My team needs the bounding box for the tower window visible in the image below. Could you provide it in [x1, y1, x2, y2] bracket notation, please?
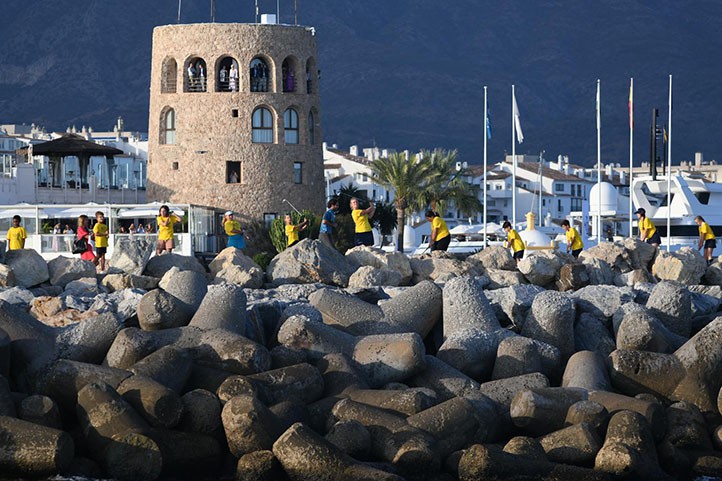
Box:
[160, 108, 176, 145]
[185, 57, 207, 92]
[226, 161, 242, 184]
[252, 107, 274, 143]
[161, 58, 177, 93]
[294, 162, 303, 184]
[308, 111, 315, 145]
[284, 108, 299, 144]
[250, 57, 270, 92]
[232, 109, 239, 118]
[172, 162, 179, 170]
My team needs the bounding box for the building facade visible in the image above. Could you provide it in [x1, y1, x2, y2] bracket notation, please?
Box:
[146, 22, 324, 225]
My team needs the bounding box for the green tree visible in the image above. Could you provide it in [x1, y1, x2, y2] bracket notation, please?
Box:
[371, 201, 397, 247]
[370, 152, 437, 251]
[336, 183, 365, 216]
[268, 210, 318, 253]
[416, 148, 482, 218]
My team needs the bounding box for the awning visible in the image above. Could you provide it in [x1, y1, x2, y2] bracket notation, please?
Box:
[116, 205, 186, 218]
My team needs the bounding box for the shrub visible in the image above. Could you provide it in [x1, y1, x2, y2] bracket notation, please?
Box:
[252, 251, 273, 270]
[268, 210, 318, 253]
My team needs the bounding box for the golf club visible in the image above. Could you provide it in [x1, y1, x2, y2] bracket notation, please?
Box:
[282, 198, 302, 215]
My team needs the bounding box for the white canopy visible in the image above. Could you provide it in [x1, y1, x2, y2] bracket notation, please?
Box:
[449, 224, 479, 235]
[117, 204, 186, 218]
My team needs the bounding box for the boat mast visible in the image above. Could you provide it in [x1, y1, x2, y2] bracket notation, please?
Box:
[596, 79, 602, 243]
[483, 86, 488, 247]
[628, 78, 634, 237]
[666, 75, 673, 251]
[511, 85, 517, 228]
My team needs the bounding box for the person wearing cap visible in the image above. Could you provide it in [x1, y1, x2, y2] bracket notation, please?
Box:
[503, 220, 525, 263]
[284, 213, 309, 248]
[695, 215, 716, 266]
[561, 220, 583, 258]
[223, 211, 247, 250]
[425, 210, 450, 251]
[635, 208, 660, 247]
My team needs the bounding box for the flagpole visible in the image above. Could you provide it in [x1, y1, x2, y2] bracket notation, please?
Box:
[666, 74, 673, 251]
[596, 79, 602, 244]
[483, 86, 488, 247]
[511, 84, 517, 228]
[629, 78, 634, 238]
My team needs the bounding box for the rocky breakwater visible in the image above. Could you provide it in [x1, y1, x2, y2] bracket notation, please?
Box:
[0, 239, 721, 480]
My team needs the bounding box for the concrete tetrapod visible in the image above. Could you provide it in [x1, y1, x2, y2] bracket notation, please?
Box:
[128, 345, 193, 393]
[75, 382, 162, 481]
[222, 394, 283, 457]
[273, 422, 405, 481]
[188, 283, 248, 335]
[277, 315, 426, 387]
[0, 415, 74, 477]
[562, 350, 612, 391]
[116, 374, 185, 428]
[510, 387, 589, 436]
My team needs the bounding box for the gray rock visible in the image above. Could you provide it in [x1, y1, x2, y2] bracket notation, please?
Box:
[409, 251, 479, 284]
[144, 253, 206, 278]
[689, 289, 721, 318]
[101, 273, 159, 292]
[467, 246, 517, 271]
[492, 335, 562, 381]
[580, 257, 615, 285]
[137, 289, 192, 330]
[616, 307, 686, 353]
[485, 284, 545, 328]
[623, 237, 657, 270]
[518, 252, 561, 287]
[443, 276, 499, 335]
[4, 249, 50, 287]
[189, 283, 247, 334]
[348, 265, 402, 288]
[63, 277, 99, 297]
[213, 265, 265, 288]
[539, 423, 602, 466]
[267, 239, 358, 287]
[0, 286, 35, 308]
[652, 247, 707, 285]
[345, 245, 413, 285]
[380, 280, 443, 337]
[110, 236, 156, 275]
[646, 281, 693, 338]
[522, 291, 576, 359]
[48, 256, 97, 288]
[574, 313, 616, 356]
[325, 420, 371, 458]
[485, 268, 528, 290]
[88, 288, 145, 321]
[480, 372, 550, 410]
[163, 269, 208, 314]
[209, 247, 262, 276]
[703, 261, 722, 285]
[556, 263, 589, 292]
[0, 264, 16, 288]
[580, 242, 632, 273]
[573, 285, 634, 320]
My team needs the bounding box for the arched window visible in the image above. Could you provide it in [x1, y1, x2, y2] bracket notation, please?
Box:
[160, 108, 176, 145]
[184, 57, 207, 92]
[305, 57, 316, 94]
[250, 57, 270, 92]
[252, 107, 274, 143]
[282, 57, 298, 93]
[217, 56, 239, 92]
[161, 58, 177, 93]
[308, 111, 315, 145]
[284, 108, 299, 144]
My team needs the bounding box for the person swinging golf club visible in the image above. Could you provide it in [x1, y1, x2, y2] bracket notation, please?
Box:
[350, 197, 375, 246]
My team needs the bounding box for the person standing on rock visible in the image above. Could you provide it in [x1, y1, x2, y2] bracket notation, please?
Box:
[285, 214, 309, 248]
[695, 215, 716, 266]
[156, 205, 182, 255]
[425, 210, 451, 252]
[319, 198, 339, 248]
[6, 215, 26, 250]
[223, 211, 247, 251]
[561, 220, 583, 259]
[503, 221, 525, 263]
[76, 215, 97, 264]
[635, 208, 660, 247]
[93, 211, 109, 273]
[351, 197, 375, 246]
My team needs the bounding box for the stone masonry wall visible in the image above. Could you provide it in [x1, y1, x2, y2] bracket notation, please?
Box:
[147, 23, 324, 222]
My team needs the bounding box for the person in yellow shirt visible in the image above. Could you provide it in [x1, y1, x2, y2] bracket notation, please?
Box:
[635, 208, 660, 247]
[223, 211, 247, 251]
[561, 220, 584, 258]
[284, 214, 309, 248]
[503, 220, 525, 263]
[156, 205, 182, 255]
[695, 215, 716, 266]
[7, 215, 27, 250]
[93, 211, 109, 272]
[425, 210, 451, 251]
[350, 198, 375, 247]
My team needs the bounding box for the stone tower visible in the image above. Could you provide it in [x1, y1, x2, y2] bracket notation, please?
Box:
[146, 23, 323, 224]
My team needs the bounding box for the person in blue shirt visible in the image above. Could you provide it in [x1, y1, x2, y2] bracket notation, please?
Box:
[319, 198, 339, 248]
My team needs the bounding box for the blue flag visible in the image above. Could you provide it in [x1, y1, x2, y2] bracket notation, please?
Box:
[486, 110, 492, 140]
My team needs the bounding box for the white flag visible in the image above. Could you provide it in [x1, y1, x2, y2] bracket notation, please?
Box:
[512, 91, 524, 144]
[596, 80, 601, 130]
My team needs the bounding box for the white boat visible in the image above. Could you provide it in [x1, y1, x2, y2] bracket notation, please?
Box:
[411, 223, 506, 255]
[631, 172, 722, 250]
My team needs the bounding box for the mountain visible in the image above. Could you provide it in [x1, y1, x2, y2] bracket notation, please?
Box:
[1, 0, 721, 166]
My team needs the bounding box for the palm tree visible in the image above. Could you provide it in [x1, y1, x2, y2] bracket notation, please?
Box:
[371, 201, 398, 246]
[370, 152, 437, 251]
[416, 148, 482, 219]
[336, 183, 365, 215]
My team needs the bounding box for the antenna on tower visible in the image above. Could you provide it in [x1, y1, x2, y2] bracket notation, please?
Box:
[295, 0, 298, 25]
[255, 0, 259, 23]
[177, 0, 182, 23]
[211, 0, 216, 22]
[277, 0, 280, 23]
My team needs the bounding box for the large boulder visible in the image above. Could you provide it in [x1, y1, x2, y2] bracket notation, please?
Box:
[521, 291, 577, 359]
[348, 266, 402, 288]
[652, 247, 707, 285]
[143, 253, 206, 278]
[486, 284, 545, 327]
[209, 248, 263, 276]
[703, 261, 722, 285]
[109, 237, 155, 275]
[646, 281, 693, 338]
[623, 238, 657, 270]
[580, 257, 615, 286]
[572, 285, 634, 320]
[101, 273, 159, 293]
[0, 264, 16, 288]
[345, 246, 412, 285]
[408, 252, 479, 284]
[48, 256, 97, 288]
[4, 249, 49, 287]
[467, 246, 516, 271]
[556, 264, 589, 292]
[485, 269, 527, 290]
[580, 242, 632, 273]
[213, 265, 264, 289]
[267, 239, 358, 287]
[518, 252, 561, 287]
